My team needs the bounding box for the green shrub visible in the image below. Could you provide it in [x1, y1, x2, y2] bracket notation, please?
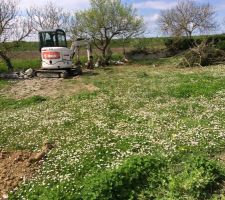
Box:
[130, 38, 150, 54]
[80, 153, 225, 200]
[180, 44, 225, 67]
[166, 154, 225, 199]
[216, 40, 225, 50]
[206, 35, 225, 48]
[165, 37, 198, 53]
[164, 35, 225, 53]
[81, 155, 167, 200]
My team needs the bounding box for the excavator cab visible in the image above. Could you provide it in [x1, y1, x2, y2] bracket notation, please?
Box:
[38, 29, 67, 51]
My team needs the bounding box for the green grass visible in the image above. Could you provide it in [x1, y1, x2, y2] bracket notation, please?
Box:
[0, 79, 8, 88]
[1, 63, 225, 199]
[132, 55, 182, 66]
[6, 41, 39, 52]
[0, 95, 47, 110]
[169, 75, 225, 98]
[0, 58, 41, 72]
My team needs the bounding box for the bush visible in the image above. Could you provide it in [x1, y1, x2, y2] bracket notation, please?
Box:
[81, 155, 167, 200]
[80, 153, 225, 200]
[165, 35, 225, 53]
[216, 40, 225, 50]
[180, 43, 225, 67]
[165, 37, 199, 53]
[166, 154, 225, 199]
[131, 38, 150, 54]
[206, 35, 225, 49]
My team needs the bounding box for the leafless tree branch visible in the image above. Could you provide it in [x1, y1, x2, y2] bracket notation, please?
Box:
[0, 0, 33, 71]
[158, 0, 216, 38]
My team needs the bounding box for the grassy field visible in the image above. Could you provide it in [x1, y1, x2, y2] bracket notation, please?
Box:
[1, 62, 225, 199]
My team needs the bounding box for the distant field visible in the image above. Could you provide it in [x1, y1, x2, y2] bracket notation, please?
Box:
[3, 34, 222, 52]
[10, 37, 167, 51]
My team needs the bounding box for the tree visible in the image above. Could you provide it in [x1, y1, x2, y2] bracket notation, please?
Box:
[0, 0, 32, 71]
[72, 0, 145, 62]
[158, 0, 216, 38]
[27, 1, 72, 33]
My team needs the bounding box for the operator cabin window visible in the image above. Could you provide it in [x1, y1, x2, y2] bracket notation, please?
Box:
[58, 33, 67, 47]
[43, 33, 57, 47]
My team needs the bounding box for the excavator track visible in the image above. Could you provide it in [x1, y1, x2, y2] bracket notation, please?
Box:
[35, 67, 82, 79]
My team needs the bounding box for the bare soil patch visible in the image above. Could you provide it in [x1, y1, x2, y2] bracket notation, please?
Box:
[0, 77, 99, 99]
[0, 151, 40, 198]
[0, 142, 54, 199]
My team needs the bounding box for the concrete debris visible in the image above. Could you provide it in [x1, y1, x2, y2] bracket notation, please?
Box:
[122, 58, 129, 63]
[110, 60, 125, 65]
[24, 68, 34, 77]
[2, 193, 8, 200]
[0, 68, 35, 79]
[95, 59, 102, 68]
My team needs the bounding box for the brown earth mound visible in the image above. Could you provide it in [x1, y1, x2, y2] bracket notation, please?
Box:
[0, 142, 54, 199]
[0, 151, 39, 199]
[0, 78, 99, 99]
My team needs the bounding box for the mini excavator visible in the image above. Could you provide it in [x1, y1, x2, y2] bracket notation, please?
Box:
[36, 29, 92, 78]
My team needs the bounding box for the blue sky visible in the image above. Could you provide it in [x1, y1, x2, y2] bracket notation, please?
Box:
[20, 0, 225, 36]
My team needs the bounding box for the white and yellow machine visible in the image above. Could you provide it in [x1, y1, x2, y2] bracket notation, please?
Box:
[36, 29, 92, 78]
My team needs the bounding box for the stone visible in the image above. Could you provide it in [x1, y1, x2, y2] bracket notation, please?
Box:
[122, 58, 129, 63]
[0, 152, 8, 159]
[24, 68, 34, 77]
[2, 193, 8, 200]
[115, 61, 124, 65]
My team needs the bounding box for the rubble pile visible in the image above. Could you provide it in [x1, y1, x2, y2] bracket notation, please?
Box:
[0, 68, 35, 79]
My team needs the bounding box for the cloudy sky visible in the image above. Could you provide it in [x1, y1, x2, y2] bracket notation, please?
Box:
[20, 0, 225, 36]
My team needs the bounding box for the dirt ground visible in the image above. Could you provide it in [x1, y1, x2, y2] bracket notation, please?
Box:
[0, 151, 40, 199]
[0, 142, 54, 199]
[0, 77, 99, 99]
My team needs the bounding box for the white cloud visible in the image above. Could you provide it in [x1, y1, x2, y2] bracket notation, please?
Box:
[215, 3, 225, 11]
[144, 13, 160, 24]
[134, 0, 177, 10]
[143, 14, 160, 36]
[19, 0, 90, 11]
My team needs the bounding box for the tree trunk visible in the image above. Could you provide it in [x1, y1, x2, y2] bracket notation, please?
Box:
[102, 48, 106, 59]
[101, 48, 106, 67]
[102, 44, 111, 66]
[122, 39, 126, 58]
[0, 52, 13, 72]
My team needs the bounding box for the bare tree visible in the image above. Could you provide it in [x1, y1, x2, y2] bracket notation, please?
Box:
[158, 0, 216, 38]
[27, 1, 72, 33]
[72, 0, 145, 62]
[0, 0, 32, 71]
